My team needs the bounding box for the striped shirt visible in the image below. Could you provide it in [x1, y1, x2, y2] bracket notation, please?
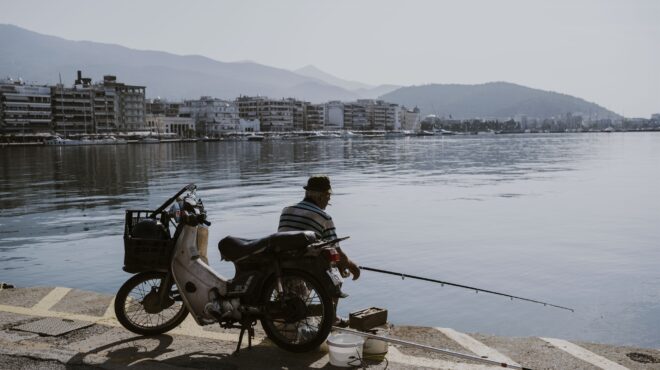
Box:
[278, 199, 338, 240]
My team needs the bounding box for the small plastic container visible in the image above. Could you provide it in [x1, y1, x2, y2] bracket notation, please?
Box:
[327, 333, 364, 367]
[363, 326, 389, 360]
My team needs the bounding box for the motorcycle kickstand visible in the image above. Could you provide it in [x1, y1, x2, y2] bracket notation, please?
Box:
[233, 325, 255, 355]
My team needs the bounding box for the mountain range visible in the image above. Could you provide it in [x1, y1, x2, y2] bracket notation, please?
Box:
[0, 24, 619, 120]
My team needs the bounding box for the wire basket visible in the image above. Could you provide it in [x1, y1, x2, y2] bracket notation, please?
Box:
[123, 210, 173, 273]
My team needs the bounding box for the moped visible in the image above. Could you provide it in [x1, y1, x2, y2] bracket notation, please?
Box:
[114, 184, 346, 352]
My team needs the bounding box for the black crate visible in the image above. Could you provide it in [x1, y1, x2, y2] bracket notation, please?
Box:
[349, 307, 388, 331]
[123, 210, 173, 273]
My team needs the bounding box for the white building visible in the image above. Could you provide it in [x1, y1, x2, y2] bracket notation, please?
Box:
[146, 114, 195, 137]
[163, 116, 195, 137]
[180, 97, 240, 136]
[145, 114, 165, 133]
[325, 101, 344, 130]
[239, 118, 260, 132]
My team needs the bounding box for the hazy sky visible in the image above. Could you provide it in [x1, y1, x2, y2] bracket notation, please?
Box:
[1, 0, 658, 117]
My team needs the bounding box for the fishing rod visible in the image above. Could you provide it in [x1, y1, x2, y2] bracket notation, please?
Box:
[332, 327, 532, 370]
[359, 266, 574, 312]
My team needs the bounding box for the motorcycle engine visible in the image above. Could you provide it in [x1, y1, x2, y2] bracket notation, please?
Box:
[204, 298, 242, 321]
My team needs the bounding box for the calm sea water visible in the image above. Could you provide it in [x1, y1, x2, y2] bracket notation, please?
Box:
[1, 133, 659, 348]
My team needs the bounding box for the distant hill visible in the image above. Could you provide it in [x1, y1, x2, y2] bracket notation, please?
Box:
[293, 65, 400, 99]
[380, 82, 620, 120]
[0, 24, 359, 102]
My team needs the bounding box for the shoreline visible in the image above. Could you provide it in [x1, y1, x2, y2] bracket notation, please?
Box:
[1, 129, 659, 148]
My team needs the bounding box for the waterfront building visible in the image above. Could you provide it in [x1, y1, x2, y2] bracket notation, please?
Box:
[102, 75, 146, 132]
[146, 98, 181, 117]
[52, 72, 144, 135]
[306, 104, 326, 131]
[236, 96, 308, 132]
[324, 101, 344, 130]
[164, 116, 195, 137]
[180, 97, 240, 136]
[239, 118, 260, 132]
[343, 102, 368, 130]
[146, 114, 195, 137]
[51, 73, 97, 135]
[399, 106, 421, 131]
[358, 99, 400, 130]
[0, 78, 52, 134]
[145, 114, 165, 134]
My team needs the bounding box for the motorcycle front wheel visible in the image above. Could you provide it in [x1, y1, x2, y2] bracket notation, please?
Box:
[260, 270, 334, 352]
[114, 271, 189, 336]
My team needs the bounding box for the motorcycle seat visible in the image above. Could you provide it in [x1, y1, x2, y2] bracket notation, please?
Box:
[218, 231, 317, 261]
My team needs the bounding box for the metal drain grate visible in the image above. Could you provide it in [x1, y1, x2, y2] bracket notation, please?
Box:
[12, 317, 93, 336]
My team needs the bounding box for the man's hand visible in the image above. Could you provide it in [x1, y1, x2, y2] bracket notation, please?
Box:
[336, 248, 360, 280]
[346, 259, 360, 280]
[338, 258, 360, 280]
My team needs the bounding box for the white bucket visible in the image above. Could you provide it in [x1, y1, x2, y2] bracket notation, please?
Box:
[327, 333, 364, 367]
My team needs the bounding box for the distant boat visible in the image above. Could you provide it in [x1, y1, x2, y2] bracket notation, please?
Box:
[79, 136, 127, 145]
[341, 131, 359, 139]
[385, 131, 406, 138]
[247, 133, 265, 141]
[44, 135, 82, 145]
[141, 137, 160, 143]
[417, 130, 435, 136]
[307, 131, 340, 140]
[202, 136, 221, 142]
[437, 129, 456, 135]
[602, 127, 615, 133]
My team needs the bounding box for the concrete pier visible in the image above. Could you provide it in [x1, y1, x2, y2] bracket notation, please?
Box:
[0, 286, 658, 369]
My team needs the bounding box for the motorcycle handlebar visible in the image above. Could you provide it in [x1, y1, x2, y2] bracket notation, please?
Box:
[149, 183, 196, 218]
[309, 236, 350, 249]
[180, 209, 211, 227]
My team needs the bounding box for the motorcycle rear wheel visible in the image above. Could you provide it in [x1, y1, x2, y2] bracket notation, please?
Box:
[114, 271, 189, 336]
[260, 270, 334, 352]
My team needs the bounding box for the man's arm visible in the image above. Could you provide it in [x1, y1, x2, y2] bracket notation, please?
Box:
[336, 247, 360, 280]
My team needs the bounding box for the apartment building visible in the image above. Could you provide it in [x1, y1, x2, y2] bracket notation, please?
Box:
[51, 76, 96, 135]
[399, 106, 421, 131]
[102, 75, 146, 132]
[52, 72, 144, 135]
[180, 97, 240, 135]
[358, 99, 401, 130]
[0, 78, 52, 134]
[236, 96, 307, 132]
[146, 98, 181, 117]
[343, 102, 368, 130]
[306, 104, 326, 131]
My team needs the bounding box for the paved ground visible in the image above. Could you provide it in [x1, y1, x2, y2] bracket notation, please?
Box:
[0, 286, 659, 369]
